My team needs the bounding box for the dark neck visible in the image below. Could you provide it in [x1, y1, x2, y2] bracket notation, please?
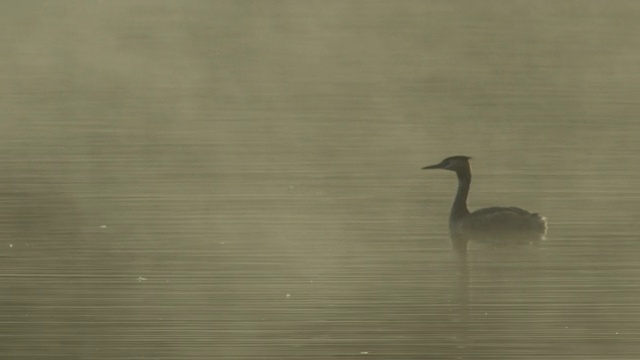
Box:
[450, 166, 471, 222]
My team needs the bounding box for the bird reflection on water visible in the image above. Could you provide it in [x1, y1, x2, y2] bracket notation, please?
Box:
[423, 156, 547, 254]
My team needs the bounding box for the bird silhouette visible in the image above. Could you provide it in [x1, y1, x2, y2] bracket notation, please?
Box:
[423, 156, 547, 253]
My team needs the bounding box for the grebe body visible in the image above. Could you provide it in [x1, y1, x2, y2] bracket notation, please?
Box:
[423, 156, 547, 252]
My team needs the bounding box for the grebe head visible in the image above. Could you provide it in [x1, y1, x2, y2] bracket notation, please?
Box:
[422, 155, 471, 172]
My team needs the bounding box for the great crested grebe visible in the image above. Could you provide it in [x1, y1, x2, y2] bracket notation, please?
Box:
[423, 156, 547, 253]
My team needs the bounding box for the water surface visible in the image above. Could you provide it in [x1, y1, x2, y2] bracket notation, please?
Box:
[1, 2, 639, 359]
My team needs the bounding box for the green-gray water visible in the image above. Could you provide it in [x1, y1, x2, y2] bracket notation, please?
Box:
[1, 2, 639, 359]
